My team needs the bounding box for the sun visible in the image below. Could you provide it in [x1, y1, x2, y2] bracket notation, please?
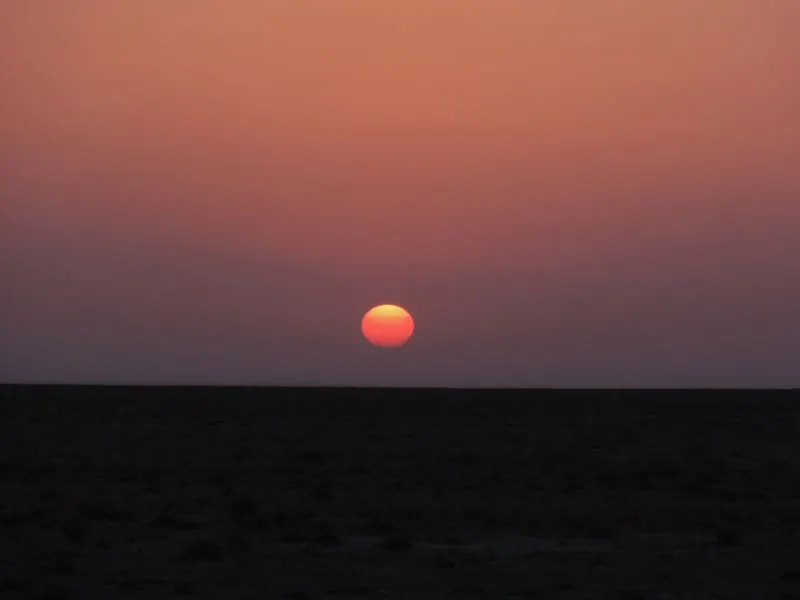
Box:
[362, 304, 414, 348]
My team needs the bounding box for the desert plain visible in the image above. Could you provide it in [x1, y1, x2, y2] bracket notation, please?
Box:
[1, 386, 799, 599]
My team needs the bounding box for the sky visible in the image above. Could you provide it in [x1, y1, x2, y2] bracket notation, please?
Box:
[2, 1, 799, 387]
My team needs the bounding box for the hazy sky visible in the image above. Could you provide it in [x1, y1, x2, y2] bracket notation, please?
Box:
[2, 1, 799, 387]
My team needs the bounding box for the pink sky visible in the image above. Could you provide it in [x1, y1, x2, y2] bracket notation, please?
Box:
[2, 1, 799, 386]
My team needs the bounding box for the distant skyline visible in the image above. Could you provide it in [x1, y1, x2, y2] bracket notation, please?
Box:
[2, 1, 799, 387]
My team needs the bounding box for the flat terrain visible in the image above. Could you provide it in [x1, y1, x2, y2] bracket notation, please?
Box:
[1, 386, 799, 599]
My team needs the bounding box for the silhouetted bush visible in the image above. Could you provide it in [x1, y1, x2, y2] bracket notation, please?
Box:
[34, 583, 75, 600]
[715, 528, 743, 547]
[778, 568, 800, 582]
[379, 536, 414, 551]
[172, 581, 196, 595]
[61, 520, 88, 544]
[179, 538, 226, 561]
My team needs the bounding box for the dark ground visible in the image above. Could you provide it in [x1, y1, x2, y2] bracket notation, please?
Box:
[1, 385, 799, 599]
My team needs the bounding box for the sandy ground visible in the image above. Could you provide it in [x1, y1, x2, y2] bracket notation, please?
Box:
[1, 386, 799, 598]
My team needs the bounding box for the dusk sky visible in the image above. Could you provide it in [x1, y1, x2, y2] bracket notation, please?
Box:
[2, 1, 799, 387]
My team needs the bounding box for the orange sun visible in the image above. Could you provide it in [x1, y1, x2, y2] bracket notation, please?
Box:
[361, 304, 414, 348]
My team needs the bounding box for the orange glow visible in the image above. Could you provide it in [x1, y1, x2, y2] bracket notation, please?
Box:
[362, 305, 415, 348]
[2, 2, 800, 387]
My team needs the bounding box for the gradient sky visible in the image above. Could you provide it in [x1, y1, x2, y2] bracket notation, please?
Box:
[2, 1, 799, 387]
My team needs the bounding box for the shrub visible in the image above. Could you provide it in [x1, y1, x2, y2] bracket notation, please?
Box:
[715, 528, 743, 547]
[34, 583, 75, 600]
[379, 537, 414, 551]
[179, 539, 226, 562]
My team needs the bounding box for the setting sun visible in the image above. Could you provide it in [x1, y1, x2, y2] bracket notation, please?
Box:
[362, 305, 414, 348]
